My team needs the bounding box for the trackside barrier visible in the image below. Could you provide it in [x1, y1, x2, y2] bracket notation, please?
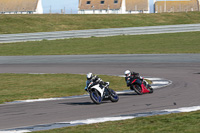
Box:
[0, 23, 200, 43]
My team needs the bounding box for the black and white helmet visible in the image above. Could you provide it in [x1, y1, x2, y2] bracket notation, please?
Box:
[86, 72, 93, 80]
[124, 70, 131, 77]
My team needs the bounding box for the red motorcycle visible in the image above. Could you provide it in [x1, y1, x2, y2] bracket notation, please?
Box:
[127, 77, 153, 95]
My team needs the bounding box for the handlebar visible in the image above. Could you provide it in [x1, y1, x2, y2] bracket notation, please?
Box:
[88, 81, 93, 88]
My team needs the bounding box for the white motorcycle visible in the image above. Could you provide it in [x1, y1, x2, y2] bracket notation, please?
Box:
[87, 81, 119, 104]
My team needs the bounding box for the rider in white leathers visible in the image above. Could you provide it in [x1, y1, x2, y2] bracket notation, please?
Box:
[84, 72, 106, 92]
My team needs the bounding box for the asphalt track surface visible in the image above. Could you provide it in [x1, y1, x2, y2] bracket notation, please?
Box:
[0, 54, 200, 130]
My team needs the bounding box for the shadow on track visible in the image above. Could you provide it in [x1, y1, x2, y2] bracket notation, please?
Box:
[59, 101, 109, 105]
[118, 93, 137, 96]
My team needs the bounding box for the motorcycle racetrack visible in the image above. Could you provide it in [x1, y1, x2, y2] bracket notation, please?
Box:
[0, 54, 200, 132]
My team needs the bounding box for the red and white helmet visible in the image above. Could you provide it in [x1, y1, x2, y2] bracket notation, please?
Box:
[124, 70, 131, 77]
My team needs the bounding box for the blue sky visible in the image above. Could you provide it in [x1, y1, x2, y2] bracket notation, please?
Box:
[41, 0, 155, 14]
[42, 0, 79, 14]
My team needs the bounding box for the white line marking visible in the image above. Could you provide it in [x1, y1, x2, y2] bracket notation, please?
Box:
[0, 130, 30, 133]
[152, 81, 169, 84]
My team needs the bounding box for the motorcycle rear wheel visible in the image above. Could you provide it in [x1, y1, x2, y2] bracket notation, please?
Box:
[90, 89, 102, 104]
[148, 87, 154, 93]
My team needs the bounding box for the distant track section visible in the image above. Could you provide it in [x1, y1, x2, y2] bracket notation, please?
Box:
[0, 23, 200, 43]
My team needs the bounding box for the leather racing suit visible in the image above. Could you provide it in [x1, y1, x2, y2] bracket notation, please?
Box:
[84, 75, 106, 92]
[125, 72, 143, 87]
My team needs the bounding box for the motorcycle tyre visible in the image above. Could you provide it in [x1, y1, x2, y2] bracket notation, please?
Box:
[90, 89, 102, 104]
[133, 84, 143, 95]
[148, 87, 154, 93]
[109, 89, 119, 102]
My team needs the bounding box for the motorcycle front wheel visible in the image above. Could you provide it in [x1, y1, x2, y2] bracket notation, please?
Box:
[109, 89, 119, 102]
[90, 89, 102, 104]
[133, 84, 143, 95]
[148, 87, 154, 93]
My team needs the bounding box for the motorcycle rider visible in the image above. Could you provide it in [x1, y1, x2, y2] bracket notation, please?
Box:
[124, 70, 144, 87]
[84, 72, 106, 92]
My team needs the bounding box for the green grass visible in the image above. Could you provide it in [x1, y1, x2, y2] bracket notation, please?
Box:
[1, 12, 200, 34]
[34, 110, 200, 133]
[0, 31, 200, 55]
[0, 73, 125, 104]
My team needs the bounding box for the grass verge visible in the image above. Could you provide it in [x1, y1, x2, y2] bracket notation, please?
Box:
[0, 31, 200, 55]
[34, 110, 200, 133]
[1, 12, 200, 34]
[0, 73, 125, 104]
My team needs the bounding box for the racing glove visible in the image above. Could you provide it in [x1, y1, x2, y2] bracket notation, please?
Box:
[84, 87, 88, 92]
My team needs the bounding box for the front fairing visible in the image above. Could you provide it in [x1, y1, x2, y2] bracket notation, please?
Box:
[91, 84, 105, 97]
